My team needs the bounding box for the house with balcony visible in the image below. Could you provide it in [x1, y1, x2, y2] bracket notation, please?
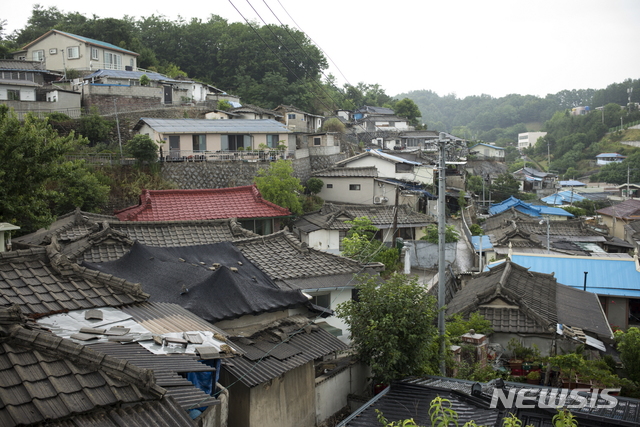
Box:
[0, 59, 81, 118]
[13, 30, 139, 74]
[132, 117, 294, 160]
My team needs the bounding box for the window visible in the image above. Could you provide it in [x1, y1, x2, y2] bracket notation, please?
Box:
[266, 134, 280, 148]
[349, 184, 361, 191]
[104, 52, 122, 70]
[91, 47, 99, 60]
[7, 90, 20, 101]
[67, 46, 79, 59]
[288, 113, 296, 119]
[221, 134, 247, 151]
[313, 137, 321, 146]
[32, 50, 44, 61]
[192, 134, 206, 153]
[311, 294, 330, 309]
[396, 163, 413, 173]
[326, 184, 333, 188]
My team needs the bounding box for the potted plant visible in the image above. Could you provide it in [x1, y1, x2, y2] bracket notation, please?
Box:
[526, 370, 541, 385]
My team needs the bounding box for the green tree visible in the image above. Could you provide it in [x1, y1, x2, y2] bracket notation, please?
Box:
[467, 175, 483, 195]
[78, 109, 113, 146]
[336, 273, 438, 384]
[139, 74, 150, 86]
[491, 172, 520, 202]
[615, 327, 640, 383]
[341, 217, 399, 272]
[321, 117, 346, 133]
[126, 134, 159, 165]
[217, 100, 232, 111]
[305, 177, 324, 195]
[393, 98, 422, 127]
[51, 161, 110, 215]
[420, 224, 460, 244]
[0, 106, 102, 233]
[254, 160, 304, 215]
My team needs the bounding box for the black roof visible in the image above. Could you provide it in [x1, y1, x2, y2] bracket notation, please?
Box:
[81, 242, 310, 323]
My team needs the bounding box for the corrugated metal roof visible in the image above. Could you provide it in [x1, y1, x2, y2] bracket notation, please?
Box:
[136, 118, 291, 134]
[504, 254, 640, 297]
[84, 69, 181, 83]
[54, 30, 138, 55]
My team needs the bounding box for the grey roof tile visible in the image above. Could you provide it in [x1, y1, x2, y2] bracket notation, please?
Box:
[222, 316, 347, 388]
[0, 247, 147, 316]
[0, 305, 198, 426]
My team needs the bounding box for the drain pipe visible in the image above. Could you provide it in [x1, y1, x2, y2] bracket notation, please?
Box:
[583, 271, 588, 291]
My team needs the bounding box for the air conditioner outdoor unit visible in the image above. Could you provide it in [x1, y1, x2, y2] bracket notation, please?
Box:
[373, 196, 388, 204]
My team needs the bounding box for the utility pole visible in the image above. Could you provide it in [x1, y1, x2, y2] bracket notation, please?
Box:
[437, 132, 447, 376]
[628, 164, 631, 200]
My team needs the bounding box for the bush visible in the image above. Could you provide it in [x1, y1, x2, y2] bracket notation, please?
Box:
[420, 224, 459, 243]
[126, 135, 159, 165]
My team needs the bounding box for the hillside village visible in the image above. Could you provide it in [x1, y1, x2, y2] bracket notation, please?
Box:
[3, 29, 640, 427]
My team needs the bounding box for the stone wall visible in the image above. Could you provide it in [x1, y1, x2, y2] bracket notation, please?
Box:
[159, 153, 346, 189]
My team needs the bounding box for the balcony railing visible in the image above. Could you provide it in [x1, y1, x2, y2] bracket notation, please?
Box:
[160, 149, 294, 162]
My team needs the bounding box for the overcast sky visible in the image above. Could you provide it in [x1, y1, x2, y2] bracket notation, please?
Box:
[4, 0, 640, 99]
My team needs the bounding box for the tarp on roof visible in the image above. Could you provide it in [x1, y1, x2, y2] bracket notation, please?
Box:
[82, 242, 310, 322]
[379, 178, 436, 198]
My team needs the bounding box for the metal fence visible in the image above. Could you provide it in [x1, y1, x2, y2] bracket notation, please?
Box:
[159, 149, 294, 162]
[11, 107, 83, 120]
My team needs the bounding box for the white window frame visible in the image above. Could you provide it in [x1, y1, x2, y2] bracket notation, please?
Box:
[67, 46, 80, 59]
[32, 50, 44, 61]
[91, 47, 99, 60]
[104, 51, 122, 70]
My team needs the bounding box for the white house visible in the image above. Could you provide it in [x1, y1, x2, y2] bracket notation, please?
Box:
[517, 131, 547, 150]
[596, 153, 626, 166]
[335, 149, 434, 186]
[13, 30, 139, 73]
[469, 143, 505, 160]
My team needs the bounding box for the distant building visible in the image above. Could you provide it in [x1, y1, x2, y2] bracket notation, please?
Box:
[469, 143, 505, 160]
[596, 152, 626, 165]
[517, 131, 547, 150]
[571, 106, 590, 116]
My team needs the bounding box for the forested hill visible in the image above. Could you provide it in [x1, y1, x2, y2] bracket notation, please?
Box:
[397, 80, 640, 144]
[1, 5, 639, 151]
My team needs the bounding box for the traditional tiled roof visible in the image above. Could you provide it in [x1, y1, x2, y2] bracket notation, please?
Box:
[228, 104, 281, 117]
[597, 199, 640, 220]
[13, 209, 118, 247]
[0, 245, 147, 316]
[451, 260, 611, 337]
[447, 260, 559, 334]
[363, 377, 640, 427]
[233, 230, 365, 280]
[339, 378, 503, 427]
[0, 59, 50, 71]
[295, 203, 434, 234]
[0, 305, 196, 427]
[312, 166, 379, 178]
[114, 185, 291, 222]
[222, 315, 347, 388]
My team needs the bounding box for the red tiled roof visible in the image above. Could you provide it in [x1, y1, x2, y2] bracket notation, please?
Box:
[115, 185, 291, 221]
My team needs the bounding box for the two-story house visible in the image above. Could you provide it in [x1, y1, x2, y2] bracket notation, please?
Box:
[0, 59, 81, 118]
[13, 30, 139, 74]
[274, 104, 323, 132]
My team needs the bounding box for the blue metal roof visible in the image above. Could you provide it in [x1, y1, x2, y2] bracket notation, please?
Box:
[84, 69, 181, 83]
[55, 30, 138, 55]
[471, 235, 492, 251]
[366, 149, 422, 165]
[497, 254, 640, 297]
[469, 143, 505, 150]
[541, 191, 586, 206]
[596, 153, 626, 158]
[488, 196, 573, 217]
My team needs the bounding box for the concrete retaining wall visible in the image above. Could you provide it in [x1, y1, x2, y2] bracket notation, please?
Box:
[405, 240, 457, 269]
